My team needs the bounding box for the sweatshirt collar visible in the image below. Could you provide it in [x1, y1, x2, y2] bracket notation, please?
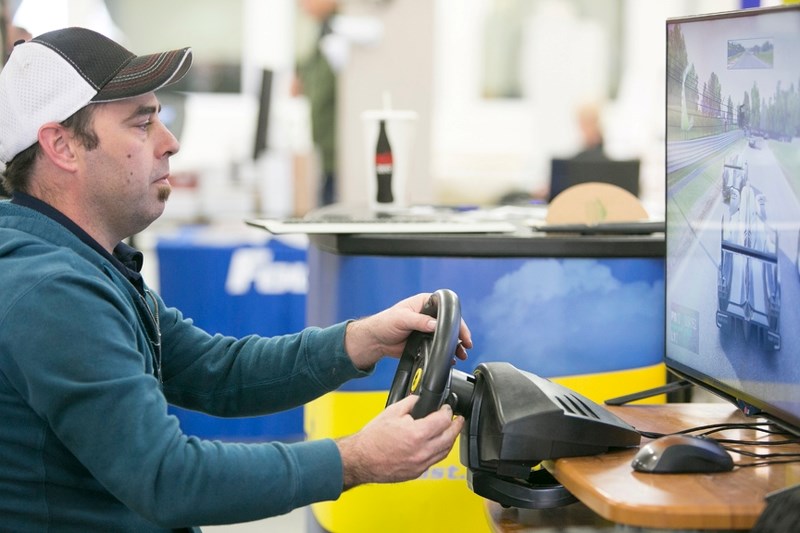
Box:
[10, 192, 145, 293]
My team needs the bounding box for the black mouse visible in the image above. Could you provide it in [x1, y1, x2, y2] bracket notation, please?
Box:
[631, 434, 734, 474]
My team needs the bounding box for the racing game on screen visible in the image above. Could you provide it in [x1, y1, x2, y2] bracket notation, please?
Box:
[666, 7, 800, 427]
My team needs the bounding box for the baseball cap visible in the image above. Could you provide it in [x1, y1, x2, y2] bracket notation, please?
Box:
[0, 27, 193, 165]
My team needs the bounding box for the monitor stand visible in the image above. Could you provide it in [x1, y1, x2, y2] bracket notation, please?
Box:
[604, 380, 693, 406]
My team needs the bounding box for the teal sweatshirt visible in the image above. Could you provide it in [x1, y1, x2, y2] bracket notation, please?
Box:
[0, 199, 368, 530]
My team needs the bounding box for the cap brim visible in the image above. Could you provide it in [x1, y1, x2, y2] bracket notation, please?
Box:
[92, 47, 193, 102]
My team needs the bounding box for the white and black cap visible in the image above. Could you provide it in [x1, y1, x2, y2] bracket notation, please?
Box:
[0, 27, 193, 165]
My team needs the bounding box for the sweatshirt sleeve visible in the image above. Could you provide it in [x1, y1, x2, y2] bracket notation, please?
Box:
[157, 294, 370, 416]
[2, 268, 350, 526]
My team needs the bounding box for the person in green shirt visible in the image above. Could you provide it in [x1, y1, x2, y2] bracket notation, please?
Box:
[294, 0, 339, 206]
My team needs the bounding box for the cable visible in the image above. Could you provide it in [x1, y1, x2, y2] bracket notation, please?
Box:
[636, 420, 787, 440]
[726, 445, 800, 469]
[637, 421, 800, 468]
[734, 458, 800, 468]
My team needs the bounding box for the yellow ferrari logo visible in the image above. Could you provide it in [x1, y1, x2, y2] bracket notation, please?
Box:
[411, 367, 423, 393]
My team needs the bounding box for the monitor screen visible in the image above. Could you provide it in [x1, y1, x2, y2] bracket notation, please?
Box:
[549, 158, 640, 201]
[665, 4, 800, 434]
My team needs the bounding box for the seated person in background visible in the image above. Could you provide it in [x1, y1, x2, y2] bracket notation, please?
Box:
[571, 101, 608, 161]
[0, 27, 470, 530]
[503, 101, 609, 204]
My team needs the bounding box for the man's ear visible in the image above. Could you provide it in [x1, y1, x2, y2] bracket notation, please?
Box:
[37, 123, 79, 172]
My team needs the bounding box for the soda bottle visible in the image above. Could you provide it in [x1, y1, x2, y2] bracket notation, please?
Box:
[375, 119, 394, 204]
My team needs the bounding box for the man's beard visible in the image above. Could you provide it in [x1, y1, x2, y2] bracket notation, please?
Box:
[156, 184, 171, 202]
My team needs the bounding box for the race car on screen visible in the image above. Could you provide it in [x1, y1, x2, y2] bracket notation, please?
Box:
[716, 183, 781, 350]
[721, 153, 748, 204]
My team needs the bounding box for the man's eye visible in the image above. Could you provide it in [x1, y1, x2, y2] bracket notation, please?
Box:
[139, 120, 153, 130]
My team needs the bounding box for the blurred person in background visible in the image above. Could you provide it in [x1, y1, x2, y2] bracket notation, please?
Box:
[571, 101, 608, 161]
[293, 0, 339, 206]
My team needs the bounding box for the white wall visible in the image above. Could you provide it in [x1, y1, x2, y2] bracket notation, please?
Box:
[425, 0, 740, 214]
[336, 0, 436, 208]
[13, 0, 759, 218]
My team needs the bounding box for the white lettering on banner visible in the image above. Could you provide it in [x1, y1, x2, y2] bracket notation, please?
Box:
[225, 248, 308, 296]
[417, 464, 466, 480]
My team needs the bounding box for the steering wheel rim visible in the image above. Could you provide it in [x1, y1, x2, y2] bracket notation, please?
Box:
[386, 289, 461, 419]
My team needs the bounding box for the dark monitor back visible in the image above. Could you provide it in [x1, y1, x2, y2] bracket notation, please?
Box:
[549, 158, 640, 201]
[253, 68, 274, 161]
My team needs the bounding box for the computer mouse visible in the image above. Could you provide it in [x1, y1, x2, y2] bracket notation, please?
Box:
[631, 434, 734, 474]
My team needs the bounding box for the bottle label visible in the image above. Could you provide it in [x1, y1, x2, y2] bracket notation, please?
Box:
[376, 152, 393, 174]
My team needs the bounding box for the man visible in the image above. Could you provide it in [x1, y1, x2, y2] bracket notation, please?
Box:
[572, 101, 607, 161]
[293, 0, 339, 206]
[0, 27, 470, 530]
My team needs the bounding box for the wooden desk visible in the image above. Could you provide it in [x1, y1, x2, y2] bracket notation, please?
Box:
[488, 403, 800, 531]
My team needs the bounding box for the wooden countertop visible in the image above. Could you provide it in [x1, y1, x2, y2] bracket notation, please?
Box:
[489, 403, 800, 530]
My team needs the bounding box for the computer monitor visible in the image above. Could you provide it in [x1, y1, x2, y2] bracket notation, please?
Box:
[252, 68, 273, 161]
[549, 158, 640, 201]
[665, 4, 800, 435]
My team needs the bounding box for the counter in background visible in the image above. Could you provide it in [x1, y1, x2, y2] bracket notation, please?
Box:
[156, 225, 308, 442]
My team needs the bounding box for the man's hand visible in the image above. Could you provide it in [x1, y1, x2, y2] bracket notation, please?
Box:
[336, 395, 464, 489]
[344, 293, 472, 370]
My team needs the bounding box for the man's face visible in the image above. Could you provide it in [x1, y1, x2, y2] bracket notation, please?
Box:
[76, 93, 180, 240]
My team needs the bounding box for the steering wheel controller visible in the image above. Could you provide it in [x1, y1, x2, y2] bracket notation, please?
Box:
[386, 288, 641, 509]
[386, 289, 475, 419]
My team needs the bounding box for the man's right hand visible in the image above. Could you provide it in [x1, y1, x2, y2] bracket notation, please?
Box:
[336, 395, 464, 490]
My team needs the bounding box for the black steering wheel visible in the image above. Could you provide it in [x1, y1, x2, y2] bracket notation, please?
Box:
[386, 289, 461, 419]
